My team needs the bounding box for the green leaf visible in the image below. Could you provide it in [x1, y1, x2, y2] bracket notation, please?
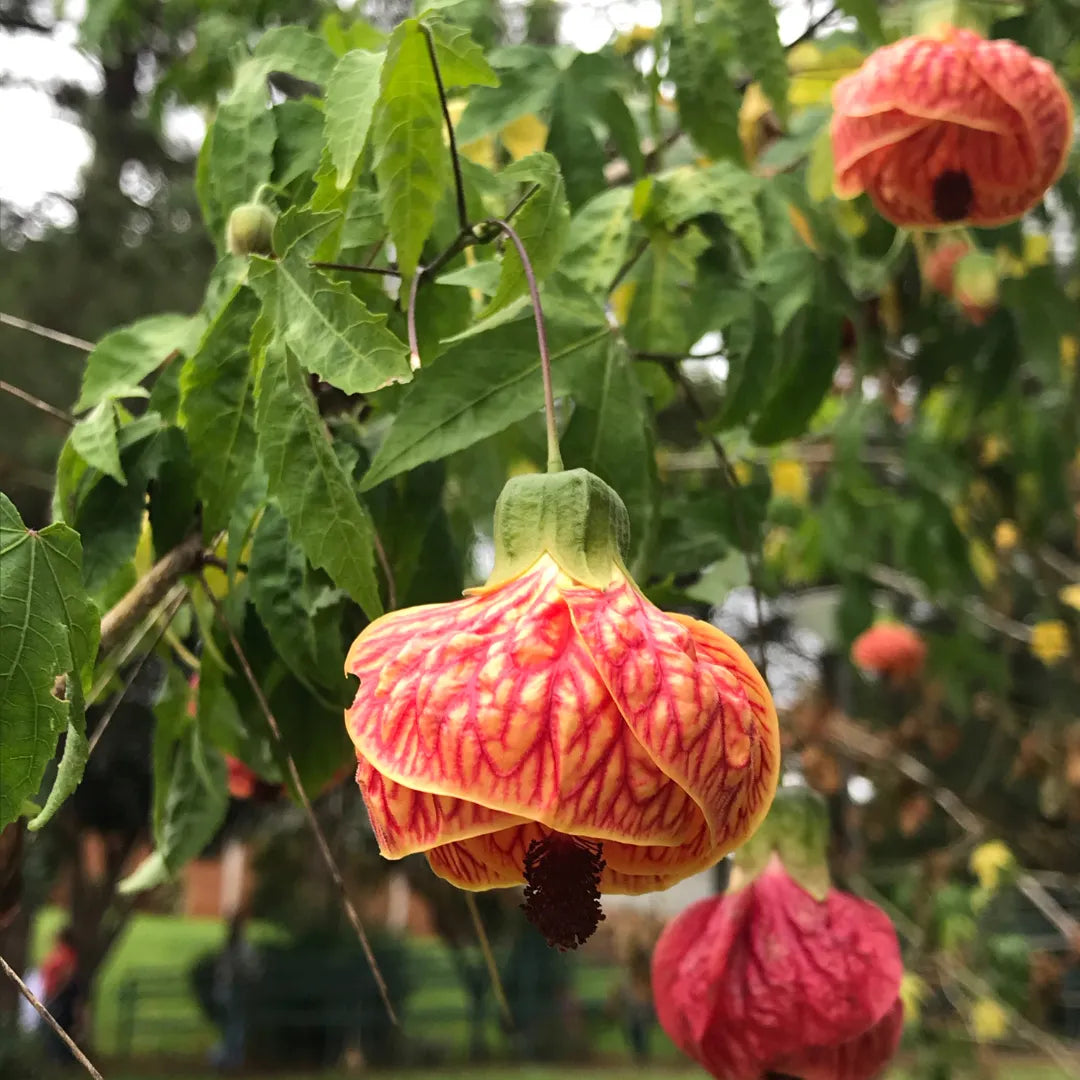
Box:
[272, 100, 326, 189]
[752, 243, 820, 335]
[324, 49, 386, 189]
[720, 298, 778, 427]
[179, 286, 260, 533]
[70, 402, 124, 483]
[563, 340, 658, 574]
[623, 226, 711, 354]
[373, 19, 447, 278]
[731, 0, 790, 124]
[456, 47, 559, 142]
[252, 253, 411, 394]
[360, 318, 609, 491]
[557, 187, 634, 298]
[546, 74, 607, 209]
[425, 18, 499, 88]
[0, 494, 99, 829]
[752, 301, 844, 444]
[119, 720, 229, 894]
[77, 314, 196, 411]
[251, 25, 338, 84]
[481, 152, 570, 318]
[653, 162, 763, 261]
[247, 505, 345, 702]
[668, 21, 741, 163]
[255, 341, 383, 618]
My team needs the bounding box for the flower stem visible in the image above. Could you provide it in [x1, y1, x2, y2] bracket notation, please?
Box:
[480, 218, 562, 472]
[421, 21, 469, 235]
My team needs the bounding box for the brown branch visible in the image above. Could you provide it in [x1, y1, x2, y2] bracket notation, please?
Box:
[866, 565, 1031, 644]
[200, 577, 399, 1026]
[0, 311, 93, 352]
[0, 953, 104, 1080]
[609, 236, 650, 294]
[0, 380, 74, 425]
[670, 365, 770, 679]
[464, 893, 512, 1028]
[825, 714, 1080, 947]
[97, 533, 205, 658]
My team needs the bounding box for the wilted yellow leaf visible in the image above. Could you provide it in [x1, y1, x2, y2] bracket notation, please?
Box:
[610, 282, 636, 326]
[733, 461, 753, 485]
[787, 43, 866, 108]
[970, 840, 1014, 891]
[613, 24, 655, 55]
[500, 113, 549, 161]
[969, 540, 997, 589]
[971, 998, 1009, 1043]
[1060, 583, 1080, 611]
[739, 82, 774, 163]
[771, 459, 809, 504]
[134, 513, 154, 578]
[447, 99, 496, 168]
[1030, 620, 1069, 665]
[788, 205, 818, 251]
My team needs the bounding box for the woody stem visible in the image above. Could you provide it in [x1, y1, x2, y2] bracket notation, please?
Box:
[480, 217, 562, 472]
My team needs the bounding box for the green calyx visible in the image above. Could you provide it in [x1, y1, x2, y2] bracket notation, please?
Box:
[226, 203, 277, 257]
[734, 786, 832, 900]
[487, 469, 630, 590]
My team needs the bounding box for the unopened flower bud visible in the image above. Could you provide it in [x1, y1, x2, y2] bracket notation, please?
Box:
[226, 202, 276, 257]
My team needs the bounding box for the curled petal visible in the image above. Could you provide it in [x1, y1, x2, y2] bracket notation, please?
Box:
[564, 584, 779, 857]
[347, 558, 707, 858]
[772, 998, 905, 1080]
[427, 818, 717, 895]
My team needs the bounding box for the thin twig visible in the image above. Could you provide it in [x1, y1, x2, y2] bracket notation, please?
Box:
[200, 577, 399, 1026]
[464, 892, 513, 1028]
[87, 587, 189, 756]
[372, 530, 397, 612]
[0, 380, 75, 425]
[609, 236, 650, 294]
[825, 713, 1080, 946]
[88, 583, 189, 707]
[0, 953, 104, 1080]
[310, 262, 402, 278]
[851, 876, 1080, 1075]
[787, 3, 839, 48]
[0, 311, 94, 352]
[671, 366, 770, 679]
[421, 22, 469, 235]
[480, 218, 561, 472]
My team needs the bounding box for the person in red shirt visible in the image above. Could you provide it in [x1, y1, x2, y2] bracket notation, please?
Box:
[40, 925, 82, 1067]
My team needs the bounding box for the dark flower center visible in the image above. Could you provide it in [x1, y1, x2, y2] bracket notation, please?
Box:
[932, 170, 974, 222]
[521, 832, 606, 950]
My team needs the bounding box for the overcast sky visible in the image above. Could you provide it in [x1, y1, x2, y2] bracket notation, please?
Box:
[0, 0, 821, 217]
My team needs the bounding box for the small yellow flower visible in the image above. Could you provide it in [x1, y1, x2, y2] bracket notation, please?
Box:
[610, 282, 636, 326]
[1022, 232, 1050, 267]
[979, 435, 1007, 466]
[770, 459, 809, 504]
[1030, 620, 1070, 665]
[763, 526, 790, 564]
[971, 998, 1009, 1043]
[951, 504, 970, 534]
[899, 972, 930, 1024]
[613, 24, 655, 55]
[739, 82, 774, 162]
[1060, 583, 1080, 611]
[1061, 335, 1078, 373]
[993, 520, 1019, 552]
[970, 840, 1014, 891]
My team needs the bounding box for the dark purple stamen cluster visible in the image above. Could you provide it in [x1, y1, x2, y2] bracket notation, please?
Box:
[521, 832, 606, 950]
[932, 169, 975, 221]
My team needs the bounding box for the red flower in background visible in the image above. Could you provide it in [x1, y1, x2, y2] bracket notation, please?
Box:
[832, 28, 1073, 227]
[851, 623, 926, 683]
[652, 789, 904, 1080]
[921, 239, 999, 324]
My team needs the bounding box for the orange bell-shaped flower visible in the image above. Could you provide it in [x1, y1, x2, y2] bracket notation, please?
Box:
[832, 28, 1074, 227]
[346, 469, 779, 948]
[851, 621, 927, 684]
